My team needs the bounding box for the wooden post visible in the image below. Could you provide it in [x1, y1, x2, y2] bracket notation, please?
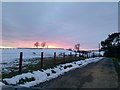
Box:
[70, 52, 72, 61]
[88, 52, 89, 58]
[41, 52, 43, 68]
[19, 52, 23, 74]
[75, 53, 77, 57]
[54, 52, 56, 65]
[63, 52, 65, 62]
[79, 53, 81, 57]
[87, 53, 88, 58]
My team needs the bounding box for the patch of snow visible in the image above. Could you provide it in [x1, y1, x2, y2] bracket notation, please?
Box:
[1, 48, 76, 73]
[1, 48, 75, 64]
[3, 57, 103, 87]
[0, 82, 5, 86]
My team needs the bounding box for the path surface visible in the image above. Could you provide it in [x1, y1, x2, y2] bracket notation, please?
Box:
[34, 58, 119, 88]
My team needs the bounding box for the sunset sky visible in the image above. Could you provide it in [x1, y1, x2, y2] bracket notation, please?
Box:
[2, 2, 118, 50]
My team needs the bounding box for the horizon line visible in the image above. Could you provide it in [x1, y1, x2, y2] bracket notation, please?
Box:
[0, 47, 99, 51]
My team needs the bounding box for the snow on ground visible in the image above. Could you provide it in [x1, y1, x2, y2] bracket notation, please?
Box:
[2, 57, 103, 87]
[88, 50, 104, 57]
[1, 48, 76, 73]
[0, 82, 5, 86]
[1, 48, 75, 64]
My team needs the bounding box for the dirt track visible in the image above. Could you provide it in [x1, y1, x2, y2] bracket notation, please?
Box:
[35, 58, 119, 88]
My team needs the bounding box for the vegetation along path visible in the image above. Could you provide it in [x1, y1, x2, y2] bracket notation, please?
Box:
[34, 58, 119, 88]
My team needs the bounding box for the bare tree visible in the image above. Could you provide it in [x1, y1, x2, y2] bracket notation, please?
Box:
[41, 42, 46, 48]
[74, 44, 80, 51]
[34, 42, 40, 48]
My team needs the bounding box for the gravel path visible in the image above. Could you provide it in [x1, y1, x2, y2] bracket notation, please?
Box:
[34, 58, 119, 88]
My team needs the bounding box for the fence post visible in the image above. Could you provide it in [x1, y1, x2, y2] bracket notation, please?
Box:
[19, 52, 23, 74]
[75, 53, 77, 57]
[63, 52, 65, 62]
[54, 52, 56, 65]
[79, 53, 81, 58]
[87, 53, 88, 58]
[70, 52, 72, 61]
[41, 52, 43, 68]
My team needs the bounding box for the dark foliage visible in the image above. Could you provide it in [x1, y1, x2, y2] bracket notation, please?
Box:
[101, 32, 120, 58]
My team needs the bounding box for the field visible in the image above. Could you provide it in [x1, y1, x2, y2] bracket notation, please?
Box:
[1, 48, 82, 78]
[2, 57, 103, 87]
[0, 48, 104, 87]
[0, 48, 103, 80]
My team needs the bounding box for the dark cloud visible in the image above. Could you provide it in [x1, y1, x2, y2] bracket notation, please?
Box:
[2, 2, 118, 49]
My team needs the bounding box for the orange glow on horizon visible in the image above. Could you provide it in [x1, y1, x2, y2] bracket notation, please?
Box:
[47, 45, 62, 48]
[1, 41, 99, 50]
[0, 45, 98, 50]
[46, 43, 65, 49]
[0, 42, 68, 49]
[0, 46, 15, 48]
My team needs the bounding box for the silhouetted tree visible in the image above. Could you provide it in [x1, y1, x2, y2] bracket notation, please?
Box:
[74, 44, 80, 51]
[101, 32, 120, 58]
[34, 42, 40, 48]
[41, 42, 46, 48]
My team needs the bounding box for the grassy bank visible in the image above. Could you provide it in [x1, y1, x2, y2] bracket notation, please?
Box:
[2, 56, 86, 79]
[112, 58, 120, 82]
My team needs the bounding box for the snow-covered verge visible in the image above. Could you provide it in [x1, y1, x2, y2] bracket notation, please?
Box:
[1, 48, 75, 64]
[0, 82, 5, 86]
[1, 48, 77, 73]
[1, 48, 104, 74]
[2, 57, 103, 87]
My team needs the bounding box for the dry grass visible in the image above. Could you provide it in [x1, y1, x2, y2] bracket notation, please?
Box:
[2, 56, 85, 79]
